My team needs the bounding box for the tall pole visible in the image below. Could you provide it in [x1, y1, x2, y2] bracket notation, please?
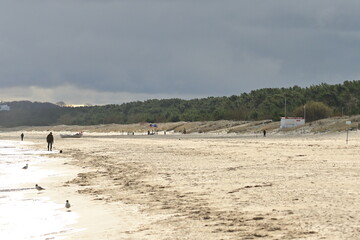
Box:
[284, 96, 287, 118]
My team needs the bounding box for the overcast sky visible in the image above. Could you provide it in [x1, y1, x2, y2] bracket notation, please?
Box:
[0, 0, 359, 105]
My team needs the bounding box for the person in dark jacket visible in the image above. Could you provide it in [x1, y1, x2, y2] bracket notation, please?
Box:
[46, 132, 54, 151]
[21, 133, 24, 141]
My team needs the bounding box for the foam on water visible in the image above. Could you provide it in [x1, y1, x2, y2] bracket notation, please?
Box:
[0, 140, 80, 240]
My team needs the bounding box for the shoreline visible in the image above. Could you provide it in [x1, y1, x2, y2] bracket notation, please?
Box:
[0, 140, 80, 239]
[16, 140, 159, 240]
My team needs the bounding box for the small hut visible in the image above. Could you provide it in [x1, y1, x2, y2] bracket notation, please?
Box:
[0, 104, 10, 111]
[280, 117, 305, 129]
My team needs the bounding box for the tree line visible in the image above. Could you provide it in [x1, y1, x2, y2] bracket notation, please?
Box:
[0, 80, 359, 127]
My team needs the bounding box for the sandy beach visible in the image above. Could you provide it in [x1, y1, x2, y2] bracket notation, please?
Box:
[1, 128, 359, 239]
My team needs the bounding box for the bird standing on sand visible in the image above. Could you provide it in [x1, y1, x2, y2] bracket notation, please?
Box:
[65, 200, 71, 209]
[22, 164, 28, 169]
[35, 184, 45, 191]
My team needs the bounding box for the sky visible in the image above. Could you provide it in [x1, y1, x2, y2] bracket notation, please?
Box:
[1, 0, 360, 105]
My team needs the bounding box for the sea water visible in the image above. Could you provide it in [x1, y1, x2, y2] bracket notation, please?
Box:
[0, 140, 79, 240]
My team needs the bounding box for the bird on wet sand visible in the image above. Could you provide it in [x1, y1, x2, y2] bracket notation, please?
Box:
[22, 164, 28, 169]
[65, 200, 71, 211]
[35, 184, 45, 191]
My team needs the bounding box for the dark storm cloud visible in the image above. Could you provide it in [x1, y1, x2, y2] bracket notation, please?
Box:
[1, 0, 360, 103]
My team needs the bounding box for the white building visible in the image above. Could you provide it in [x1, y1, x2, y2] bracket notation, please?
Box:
[0, 104, 10, 111]
[280, 117, 305, 128]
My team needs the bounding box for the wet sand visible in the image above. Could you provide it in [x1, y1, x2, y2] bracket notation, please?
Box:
[0, 141, 80, 240]
[1, 130, 360, 239]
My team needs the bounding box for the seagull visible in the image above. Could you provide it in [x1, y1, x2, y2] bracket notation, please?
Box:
[65, 200, 71, 209]
[35, 184, 45, 191]
[22, 164, 28, 169]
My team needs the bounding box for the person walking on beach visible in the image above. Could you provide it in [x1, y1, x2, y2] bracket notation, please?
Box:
[21, 133, 24, 141]
[46, 132, 54, 151]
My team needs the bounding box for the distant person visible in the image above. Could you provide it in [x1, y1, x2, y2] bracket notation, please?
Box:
[263, 130, 266, 137]
[21, 133, 24, 141]
[46, 132, 54, 151]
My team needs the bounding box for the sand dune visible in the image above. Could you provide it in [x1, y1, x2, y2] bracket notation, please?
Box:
[2, 114, 359, 135]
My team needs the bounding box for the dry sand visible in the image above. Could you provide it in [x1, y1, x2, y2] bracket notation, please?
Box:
[1, 129, 360, 239]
